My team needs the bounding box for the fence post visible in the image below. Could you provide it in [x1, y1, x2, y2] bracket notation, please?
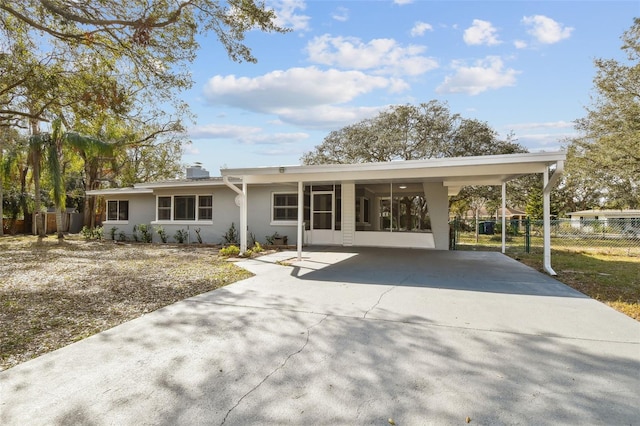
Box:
[525, 217, 531, 254]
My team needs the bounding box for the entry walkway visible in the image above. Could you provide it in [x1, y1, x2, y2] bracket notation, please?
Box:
[2, 248, 639, 425]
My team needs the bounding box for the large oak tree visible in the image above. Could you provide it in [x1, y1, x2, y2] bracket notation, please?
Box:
[566, 18, 640, 209]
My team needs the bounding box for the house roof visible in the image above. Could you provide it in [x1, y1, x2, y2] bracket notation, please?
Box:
[86, 187, 153, 196]
[87, 152, 566, 197]
[221, 151, 566, 196]
[86, 177, 241, 195]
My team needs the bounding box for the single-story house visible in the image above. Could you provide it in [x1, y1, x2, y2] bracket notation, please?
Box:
[567, 209, 640, 234]
[88, 151, 566, 274]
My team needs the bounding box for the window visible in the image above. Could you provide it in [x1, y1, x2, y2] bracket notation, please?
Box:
[273, 193, 298, 222]
[106, 200, 129, 222]
[199, 196, 213, 220]
[156, 195, 213, 222]
[158, 197, 171, 220]
[174, 196, 196, 220]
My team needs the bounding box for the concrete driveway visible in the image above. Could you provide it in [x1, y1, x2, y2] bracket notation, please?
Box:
[2, 248, 639, 425]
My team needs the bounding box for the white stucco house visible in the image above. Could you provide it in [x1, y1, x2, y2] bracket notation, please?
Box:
[88, 151, 566, 274]
[567, 209, 640, 235]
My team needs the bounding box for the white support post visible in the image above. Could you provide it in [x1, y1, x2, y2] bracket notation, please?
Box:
[542, 160, 564, 276]
[223, 176, 247, 254]
[297, 181, 303, 261]
[543, 167, 555, 275]
[501, 182, 506, 254]
[240, 181, 248, 254]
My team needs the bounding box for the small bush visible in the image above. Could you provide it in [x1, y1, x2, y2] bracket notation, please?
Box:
[219, 245, 240, 257]
[136, 224, 153, 243]
[155, 226, 168, 243]
[222, 223, 239, 245]
[252, 242, 264, 253]
[81, 226, 92, 240]
[131, 225, 140, 242]
[81, 226, 104, 240]
[194, 227, 203, 244]
[239, 249, 253, 258]
[265, 231, 280, 245]
[109, 227, 118, 241]
[174, 229, 188, 244]
[118, 231, 127, 242]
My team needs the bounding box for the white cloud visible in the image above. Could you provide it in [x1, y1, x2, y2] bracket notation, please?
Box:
[394, 0, 413, 4]
[189, 123, 310, 145]
[507, 121, 574, 131]
[269, 0, 311, 31]
[436, 56, 519, 96]
[276, 104, 387, 129]
[514, 40, 528, 49]
[203, 67, 406, 128]
[306, 34, 438, 76]
[522, 15, 573, 44]
[332, 6, 349, 22]
[189, 124, 262, 140]
[411, 21, 433, 37]
[463, 19, 501, 46]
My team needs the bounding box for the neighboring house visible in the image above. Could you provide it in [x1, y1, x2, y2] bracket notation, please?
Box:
[567, 209, 640, 235]
[88, 152, 566, 273]
[457, 206, 527, 221]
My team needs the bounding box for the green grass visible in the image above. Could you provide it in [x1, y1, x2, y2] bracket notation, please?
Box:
[456, 232, 640, 320]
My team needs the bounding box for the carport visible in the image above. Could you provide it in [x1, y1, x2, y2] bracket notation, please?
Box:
[222, 151, 566, 274]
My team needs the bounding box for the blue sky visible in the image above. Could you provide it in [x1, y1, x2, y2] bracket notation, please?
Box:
[181, 0, 638, 171]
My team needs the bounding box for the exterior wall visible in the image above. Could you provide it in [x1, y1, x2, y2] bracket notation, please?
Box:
[150, 186, 239, 244]
[422, 182, 449, 250]
[341, 182, 355, 246]
[353, 231, 435, 248]
[102, 187, 240, 244]
[102, 193, 155, 239]
[246, 184, 302, 246]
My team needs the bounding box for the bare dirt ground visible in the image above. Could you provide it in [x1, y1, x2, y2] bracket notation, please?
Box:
[0, 236, 252, 371]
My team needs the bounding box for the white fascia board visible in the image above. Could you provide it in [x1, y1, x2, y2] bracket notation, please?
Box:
[86, 188, 153, 196]
[235, 161, 553, 185]
[136, 179, 236, 189]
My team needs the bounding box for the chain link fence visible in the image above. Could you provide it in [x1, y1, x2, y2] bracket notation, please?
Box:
[450, 218, 640, 257]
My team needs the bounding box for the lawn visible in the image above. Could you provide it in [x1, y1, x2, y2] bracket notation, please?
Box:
[0, 236, 253, 371]
[456, 233, 640, 321]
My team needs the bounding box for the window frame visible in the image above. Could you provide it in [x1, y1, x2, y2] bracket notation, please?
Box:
[271, 192, 299, 226]
[105, 200, 129, 224]
[153, 195, 214, 224]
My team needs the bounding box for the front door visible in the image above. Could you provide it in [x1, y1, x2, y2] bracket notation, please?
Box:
[311, 191, 334, 244]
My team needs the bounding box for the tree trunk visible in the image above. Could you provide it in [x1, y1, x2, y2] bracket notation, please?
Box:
[0, 138, 4, 237]
[55, 207, 64, 239]
[20, 168, 31, 234]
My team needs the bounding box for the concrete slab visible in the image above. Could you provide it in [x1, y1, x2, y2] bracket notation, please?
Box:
[2, 248, 639, 425]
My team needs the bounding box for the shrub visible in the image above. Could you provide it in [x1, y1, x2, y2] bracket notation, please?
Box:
[174, 229, 188, 244]
[219, 245, 240, 257]
[136, 224, 153, 243]
[118, 230, 127, 242]
[109, 227, 118, 241]
[81, 226, 104, 240]
[155, 226, 168, 243]
[222, 222, 239, 245]
[265, 231, 280, 245]
[131, 225, 140, 242]
[252, 242, 264, 253]
[194, 227, 203, 244]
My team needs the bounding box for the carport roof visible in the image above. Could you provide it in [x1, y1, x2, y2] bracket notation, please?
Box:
[221, 151, 566, 195]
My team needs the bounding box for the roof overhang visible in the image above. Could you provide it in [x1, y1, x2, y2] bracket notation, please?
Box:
[86, 187, 153, 196]
[221, 152, 567, 193]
